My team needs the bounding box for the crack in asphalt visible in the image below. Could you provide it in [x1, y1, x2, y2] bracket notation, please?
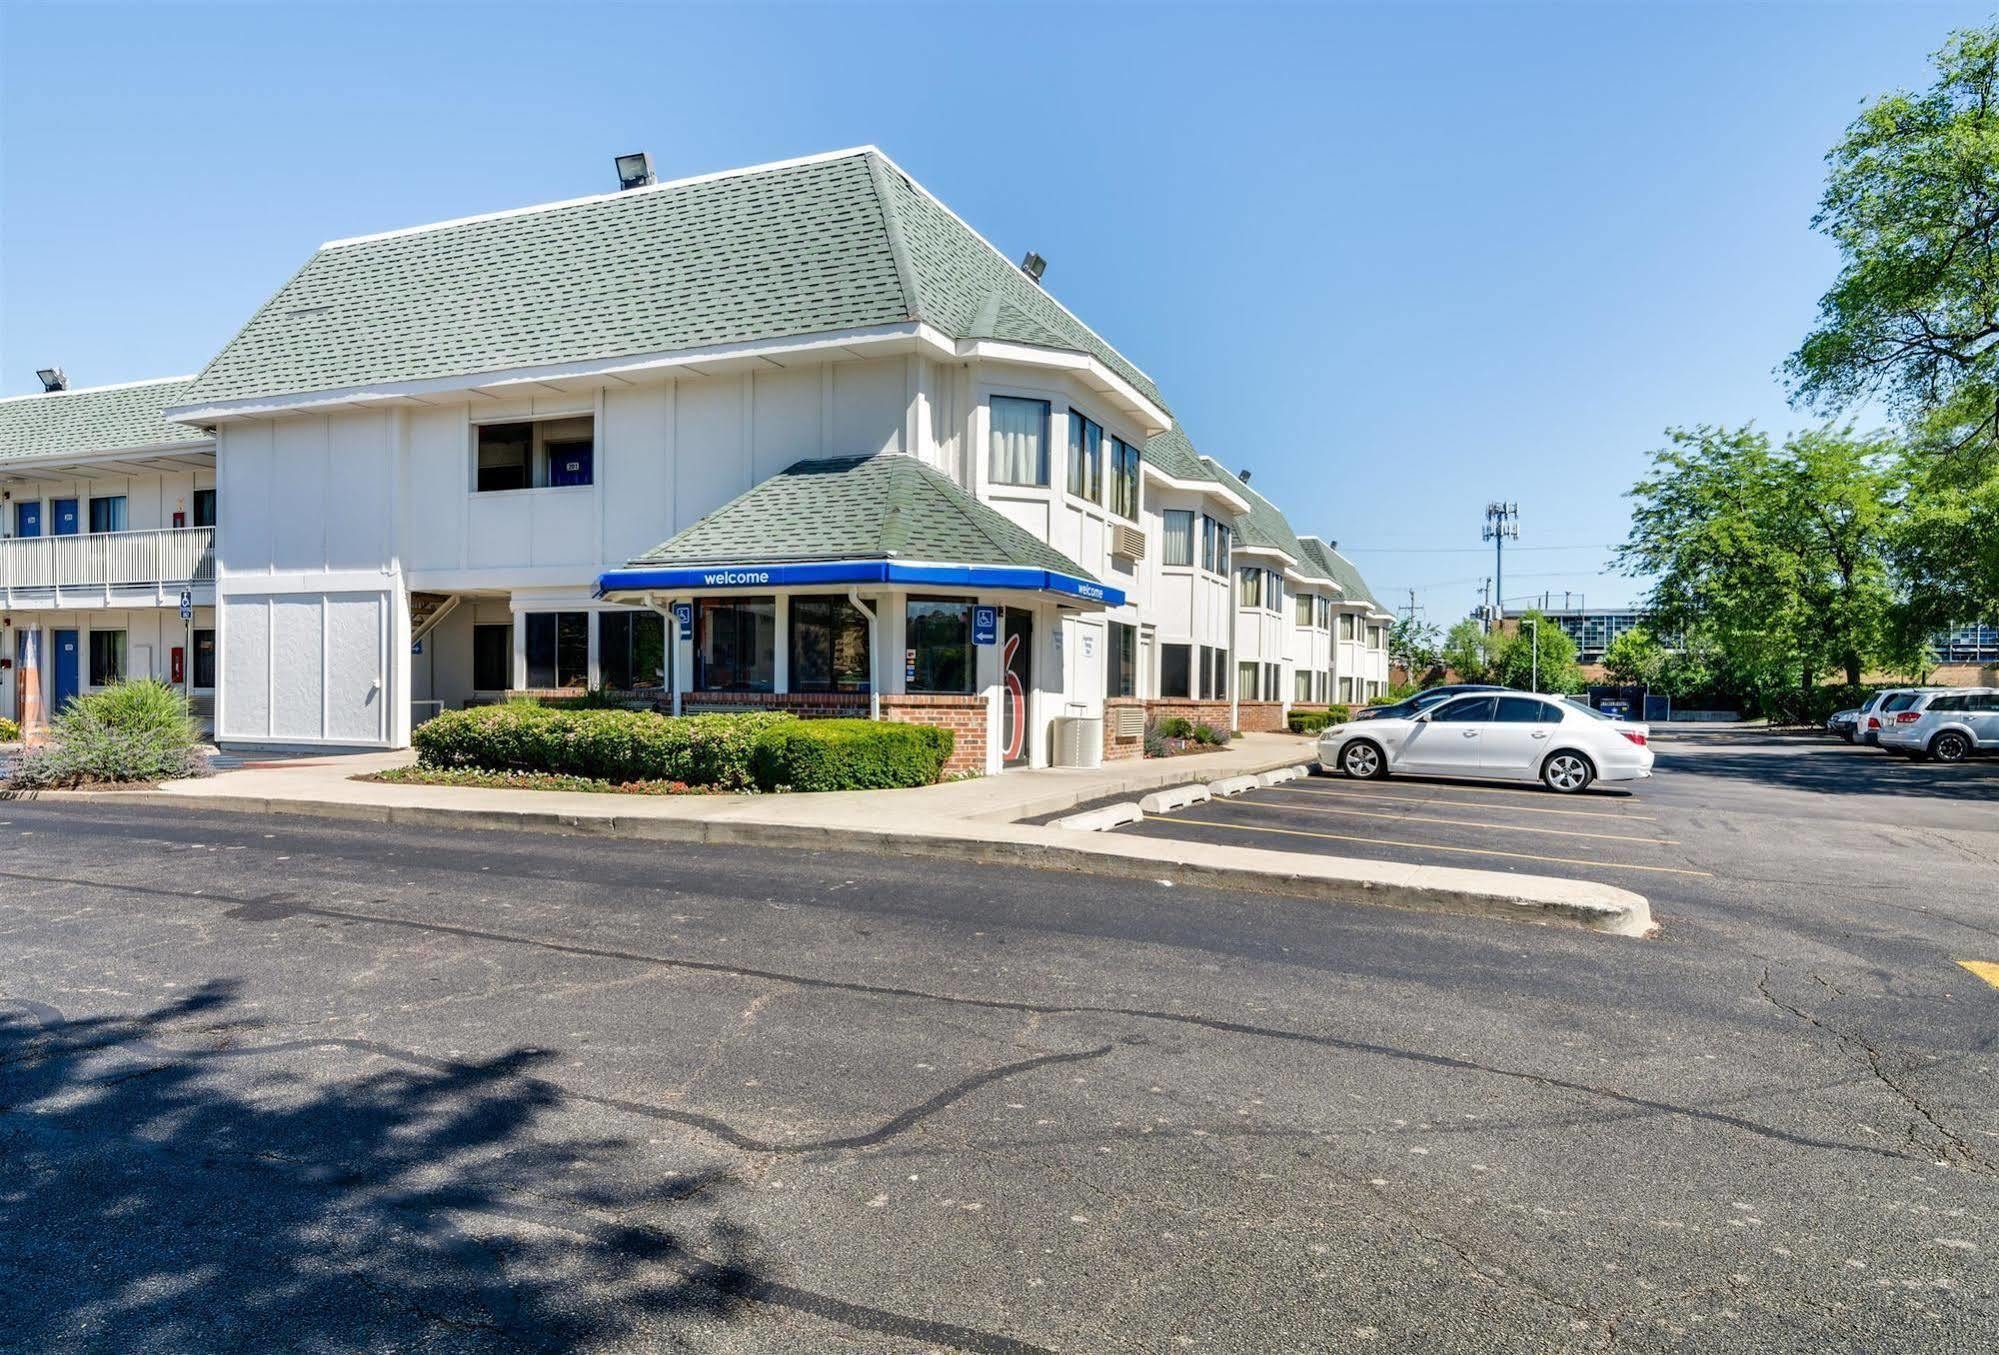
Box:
[1753, 966, 1992, 1174]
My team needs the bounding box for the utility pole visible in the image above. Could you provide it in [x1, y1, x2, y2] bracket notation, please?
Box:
[1481, 501, 1519, 631]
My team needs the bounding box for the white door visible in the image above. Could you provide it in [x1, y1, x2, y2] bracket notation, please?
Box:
[1397, 695, 1494, 774]
[1480, 694, 1562, 778]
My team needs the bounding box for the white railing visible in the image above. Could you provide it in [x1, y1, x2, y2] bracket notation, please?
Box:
[0, 526, 214, 595]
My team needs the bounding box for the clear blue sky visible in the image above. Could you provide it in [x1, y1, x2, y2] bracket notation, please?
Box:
[3, 1, 1985, 621]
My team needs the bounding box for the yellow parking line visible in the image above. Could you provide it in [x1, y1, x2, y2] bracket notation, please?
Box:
[1958, 960, 1999, 990]
[1228, 797, 1677, 846]
[1160, 814, 1714, 877]
[1277, 781, 1657, 821]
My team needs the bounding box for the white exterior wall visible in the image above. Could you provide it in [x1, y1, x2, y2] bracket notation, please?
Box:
[1132, 475, 1236, 698]
[1285, 584, 1335, 703]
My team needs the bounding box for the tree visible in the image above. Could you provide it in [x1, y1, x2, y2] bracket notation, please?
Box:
[1618, 424, 1902, 706]
[1387, 615, 1442, 678]
[1785, 25, 1999, 445]
[1490, 611, 1585, 694]
[1438, 618, 1492, 684]
[1600, 626, 1667, 689]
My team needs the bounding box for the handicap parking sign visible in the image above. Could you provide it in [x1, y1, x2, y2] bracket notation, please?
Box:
[972, 605, 998, 646]
[671, 601, 693, 640]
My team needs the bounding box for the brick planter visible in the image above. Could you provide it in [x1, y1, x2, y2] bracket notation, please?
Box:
[879, 694, 988, 775]
[1103, 698, 1147, 761]
[1142, 699, 1233, 731]
[1235, 701, 1287, 733]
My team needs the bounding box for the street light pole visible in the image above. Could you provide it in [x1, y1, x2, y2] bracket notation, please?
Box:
[1530, 617, 1539, 694]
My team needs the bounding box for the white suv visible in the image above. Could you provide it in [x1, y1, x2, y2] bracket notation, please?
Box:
[1861, 688, 1943, 746]
[1877, 688, 1999, 762]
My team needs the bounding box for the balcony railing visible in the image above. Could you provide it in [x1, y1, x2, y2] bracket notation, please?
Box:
[0, 526, 215, 598]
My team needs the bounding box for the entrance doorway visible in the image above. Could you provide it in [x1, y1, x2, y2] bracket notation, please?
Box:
[52, 630, 81, 713]
[1001, 607, 1033, 768]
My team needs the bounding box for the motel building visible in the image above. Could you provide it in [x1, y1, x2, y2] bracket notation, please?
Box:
[7, 147, 1390, 775]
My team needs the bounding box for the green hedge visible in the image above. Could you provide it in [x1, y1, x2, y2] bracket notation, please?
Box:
[750, 719, 954, 791]
[411, 705, 953, 792]
[0, 716, 19, 742]
[9, 680, 206, 788]
[412, 705, 792, 790]
[1286, 704, 1353, 734]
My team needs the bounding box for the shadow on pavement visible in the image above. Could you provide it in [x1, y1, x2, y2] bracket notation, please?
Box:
[1654, 740, 1999, 804]
[0, 982, 763, 1352]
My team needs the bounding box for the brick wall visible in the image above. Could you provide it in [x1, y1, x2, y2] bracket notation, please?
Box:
[1142, 699, 1233, 731]
[1235, 700, 1287, 733]
[677, 691, 871, 719]
[1103, 698, 1147, 761]
[879, 694, 988, 776]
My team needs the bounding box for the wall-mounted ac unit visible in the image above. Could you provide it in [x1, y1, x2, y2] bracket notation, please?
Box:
[1111, 523, 1146, 560]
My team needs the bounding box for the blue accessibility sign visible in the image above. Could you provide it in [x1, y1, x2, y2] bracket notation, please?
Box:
[972, 605, 998, 646]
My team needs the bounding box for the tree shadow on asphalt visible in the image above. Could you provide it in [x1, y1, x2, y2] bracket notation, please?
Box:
[1657, 741, 1999, 804]
[0, 982, 763, 1353]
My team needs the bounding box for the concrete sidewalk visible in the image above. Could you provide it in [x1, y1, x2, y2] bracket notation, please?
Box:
[56, 732, 1654, 938]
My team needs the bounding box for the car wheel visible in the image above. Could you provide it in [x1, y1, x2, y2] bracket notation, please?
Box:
[1541, 750, 1594, 794]
[1932, 731, 1971, 764]
[1340, 740, 1387, 780]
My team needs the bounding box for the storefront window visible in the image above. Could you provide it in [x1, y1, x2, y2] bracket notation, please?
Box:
[525, 612, 589, 689]
[906, 598, 973, 694]
[601, 611, 667, 690]
[1106, 621, 1136, 698]
[791, 597, 872, 692]
[697, 597, 775, 692]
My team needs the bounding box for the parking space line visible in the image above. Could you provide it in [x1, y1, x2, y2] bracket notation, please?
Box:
[1226, 797, 1677, 845]
[1153, 814, 1714, 877]
[1275, 782, 1658, 821]
[1958, 960, 1999, 990]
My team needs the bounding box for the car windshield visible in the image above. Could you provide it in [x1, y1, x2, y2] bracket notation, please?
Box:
[1883, 692, 1921, 712]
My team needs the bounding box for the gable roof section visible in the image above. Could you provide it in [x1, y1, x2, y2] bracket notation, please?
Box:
[1301, 536, 1385, 610]
[1196, 458, 1337, 583]
[625, 453, 1095, 581]
[0, 378, 208, 462]
[1141, 424, 1209, 482]
[181, 148, 1164, 412]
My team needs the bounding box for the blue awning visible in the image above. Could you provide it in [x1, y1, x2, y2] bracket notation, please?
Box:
[597, 559, 1124, 608]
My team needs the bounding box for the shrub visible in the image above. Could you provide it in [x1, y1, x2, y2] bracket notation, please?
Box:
[1287, 709, 1347, 735]
[412, 705, 792, 790]
[0, 716, 19, 742]
[1191, 723, 1226, 746]
[749, 719, 953, 791]
[10, 680, 206, 788]
[1156, 716, 1193, 739]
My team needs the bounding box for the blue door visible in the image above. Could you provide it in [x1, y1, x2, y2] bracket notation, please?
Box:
[52, 630, 80, 712]
[14, 502, 40, 537]
[51, 498, 79, 536]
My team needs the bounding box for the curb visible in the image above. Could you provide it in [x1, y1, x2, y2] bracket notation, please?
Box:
[1138, 783, 1210, 814]
[1048, 802, 1144, 832]
[63, 788, 1655, 938]
[1208, 775, 1260, 798]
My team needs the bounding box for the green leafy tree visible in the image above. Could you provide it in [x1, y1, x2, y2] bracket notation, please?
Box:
[1618, 425, 1902, 706]
[1490, 611, 1585, 694]
[1600, 626, 1667, 688]
[1387, 615, 1442, 678]
[1438, 618, 1493, 684]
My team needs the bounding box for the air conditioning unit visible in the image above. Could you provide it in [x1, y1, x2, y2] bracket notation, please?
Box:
[1113, 704, 1145, 738]
[1112, 522, 1146, 560]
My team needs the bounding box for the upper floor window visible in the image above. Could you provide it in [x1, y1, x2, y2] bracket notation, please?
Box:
[989, 397, 1049, 487]
[88, 496, 127, 534]
[1108, 437, 1140, 519]
[1340, 614, 1356, 641]
[1295, 592, 1313, 626]
[476, 415, 594, 492]
[1068, 412, 1102, 503]
[1162, 510, 1194, 567]
[1238, 566, 1263, 608]
[1317, 596, 1330, 629]
[1201, 515, 1232, 575]
[193, 488, 217, 529]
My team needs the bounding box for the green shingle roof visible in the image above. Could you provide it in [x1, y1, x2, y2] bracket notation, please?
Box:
[0, 379, 208, 462]
[182, 149, 1164, 411]
[627, 453, 1097, 580]
[1195, 458, 1338, 583]
[1141, 424, 1211, 482]
[1301, 536, 1385, 610]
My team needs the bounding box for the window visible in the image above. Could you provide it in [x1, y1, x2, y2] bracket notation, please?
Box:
[1369, 625, 1385, 651]
[1340, 676, 1355, 702]
[1432, 696, 1495, 722]
[989, 397, 1050, 486]
[1296, 592, 1314, 626]
[475, 416, 595, 492]
[1106, 621, 1136, 698]
[1200, 645, 1227, 700]
[1109, 438, 1140, 519]
[1201, 516, 1232, 575]
[88, 495, 127, 534]
[1264, 663, 1280, 701]
[1927, 694, 1967, 712]
[601, 611, 667, 691]
[1163, 510, 1194, 567]
[1238, 660, 1259, 697]
[1161, 643, 1192, 698]
[906, 598, 973, 694]
[1340, 614, 1356, 641]
[790, 597, 872, 692]
[696, 597, 775, 692]
[88, 630, 126, 686]
[525, 612, 590, 689]
[1496, 696, 1561, 724]
[1266, 572, 1281, 612]
[1068, 412, 1102, 503]
[1317, 597, 1330, 629]
[1317, 672, 1329, 702]
[193, 488, 217, 529]
[193, 629, 216, 689]
[473, 624, 512, 691]
[1238, 568, 1263, 608]
[1295, 670, 1313, 702]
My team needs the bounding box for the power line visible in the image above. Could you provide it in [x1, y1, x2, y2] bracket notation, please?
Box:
[1338, 543, 1617, 554]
